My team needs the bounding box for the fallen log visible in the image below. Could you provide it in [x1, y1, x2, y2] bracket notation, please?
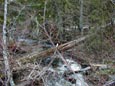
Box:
[17, 35, 89, 64]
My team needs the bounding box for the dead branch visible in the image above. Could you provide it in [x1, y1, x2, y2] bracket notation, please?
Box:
[17, 35, 89, 64]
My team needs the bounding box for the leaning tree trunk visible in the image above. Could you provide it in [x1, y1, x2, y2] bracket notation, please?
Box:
[2, 0, 15, 86]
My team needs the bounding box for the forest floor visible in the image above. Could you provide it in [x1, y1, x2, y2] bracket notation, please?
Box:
[0, 30, 115, 86]
[12, 37, 115, 86]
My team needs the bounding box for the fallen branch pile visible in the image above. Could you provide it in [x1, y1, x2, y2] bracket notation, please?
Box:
[17, 35, 89, 64]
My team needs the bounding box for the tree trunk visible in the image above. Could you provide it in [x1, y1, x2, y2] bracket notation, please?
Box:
[79, 0, 84, 35]
[2, 0, 15, 86]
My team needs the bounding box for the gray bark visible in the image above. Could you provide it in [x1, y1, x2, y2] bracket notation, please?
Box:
[79, 0, 84, 35]
[2, 0, 15, 86]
